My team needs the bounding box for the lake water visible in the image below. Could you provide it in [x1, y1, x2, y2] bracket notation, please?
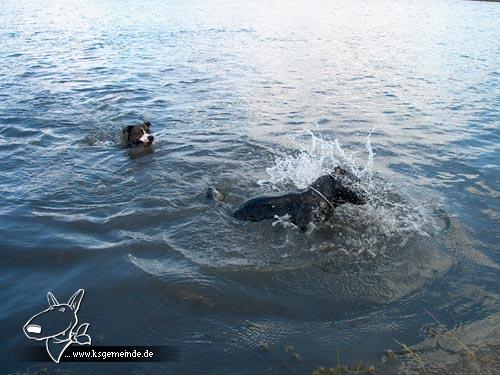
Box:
[0, 0, 499, 374]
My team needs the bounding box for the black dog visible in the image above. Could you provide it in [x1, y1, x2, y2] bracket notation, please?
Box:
[232, 166, 367, 231]
[122, 121, 154, 147]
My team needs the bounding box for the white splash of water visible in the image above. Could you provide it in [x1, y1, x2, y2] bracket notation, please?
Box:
[258, 130, 434, 250]
[258, 130, 374, 189]
[272, 214, 298, 229]
[359, 128, 374, 183]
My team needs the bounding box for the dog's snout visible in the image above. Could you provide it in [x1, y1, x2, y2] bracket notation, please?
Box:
[25, 324, 42, 334]
[148, 135, 154, 141]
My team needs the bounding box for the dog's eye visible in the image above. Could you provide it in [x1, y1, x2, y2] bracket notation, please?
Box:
[58, 307, 66, 312]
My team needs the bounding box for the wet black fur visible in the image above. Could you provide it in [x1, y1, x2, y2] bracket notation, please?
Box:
[232, 167, 367, 231]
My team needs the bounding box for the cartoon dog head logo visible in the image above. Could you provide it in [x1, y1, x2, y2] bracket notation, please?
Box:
[23, 289, 91, 363]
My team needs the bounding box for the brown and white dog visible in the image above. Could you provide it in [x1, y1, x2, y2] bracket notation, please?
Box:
[122, 121, 154, 147]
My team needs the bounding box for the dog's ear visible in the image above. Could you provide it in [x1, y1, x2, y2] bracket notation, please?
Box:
[123, 125, 134, 134]
[144, 121, 152, 128]
[67, 289, 85, 313]
[47, 292, 59, 307]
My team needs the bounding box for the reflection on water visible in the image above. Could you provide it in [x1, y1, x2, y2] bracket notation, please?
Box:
[0, 0, 498, 374]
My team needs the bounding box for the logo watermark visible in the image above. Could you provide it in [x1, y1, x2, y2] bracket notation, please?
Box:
[22, 289, 179, 363]
[23, 289, 91, 363]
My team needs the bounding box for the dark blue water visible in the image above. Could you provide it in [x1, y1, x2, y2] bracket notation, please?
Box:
[1, 0, 499, 374]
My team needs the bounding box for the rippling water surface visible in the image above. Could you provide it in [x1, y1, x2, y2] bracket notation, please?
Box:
[1, 1, 499, 374]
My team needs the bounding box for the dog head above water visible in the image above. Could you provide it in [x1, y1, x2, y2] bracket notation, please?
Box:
[122, 121, 154, 147]
[310, 166, 367, 206]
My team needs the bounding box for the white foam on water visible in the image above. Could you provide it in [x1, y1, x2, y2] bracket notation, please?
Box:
[258, 130, 373, 190]
[272, 214, 298, 230]
[258, 130, 434, 254]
